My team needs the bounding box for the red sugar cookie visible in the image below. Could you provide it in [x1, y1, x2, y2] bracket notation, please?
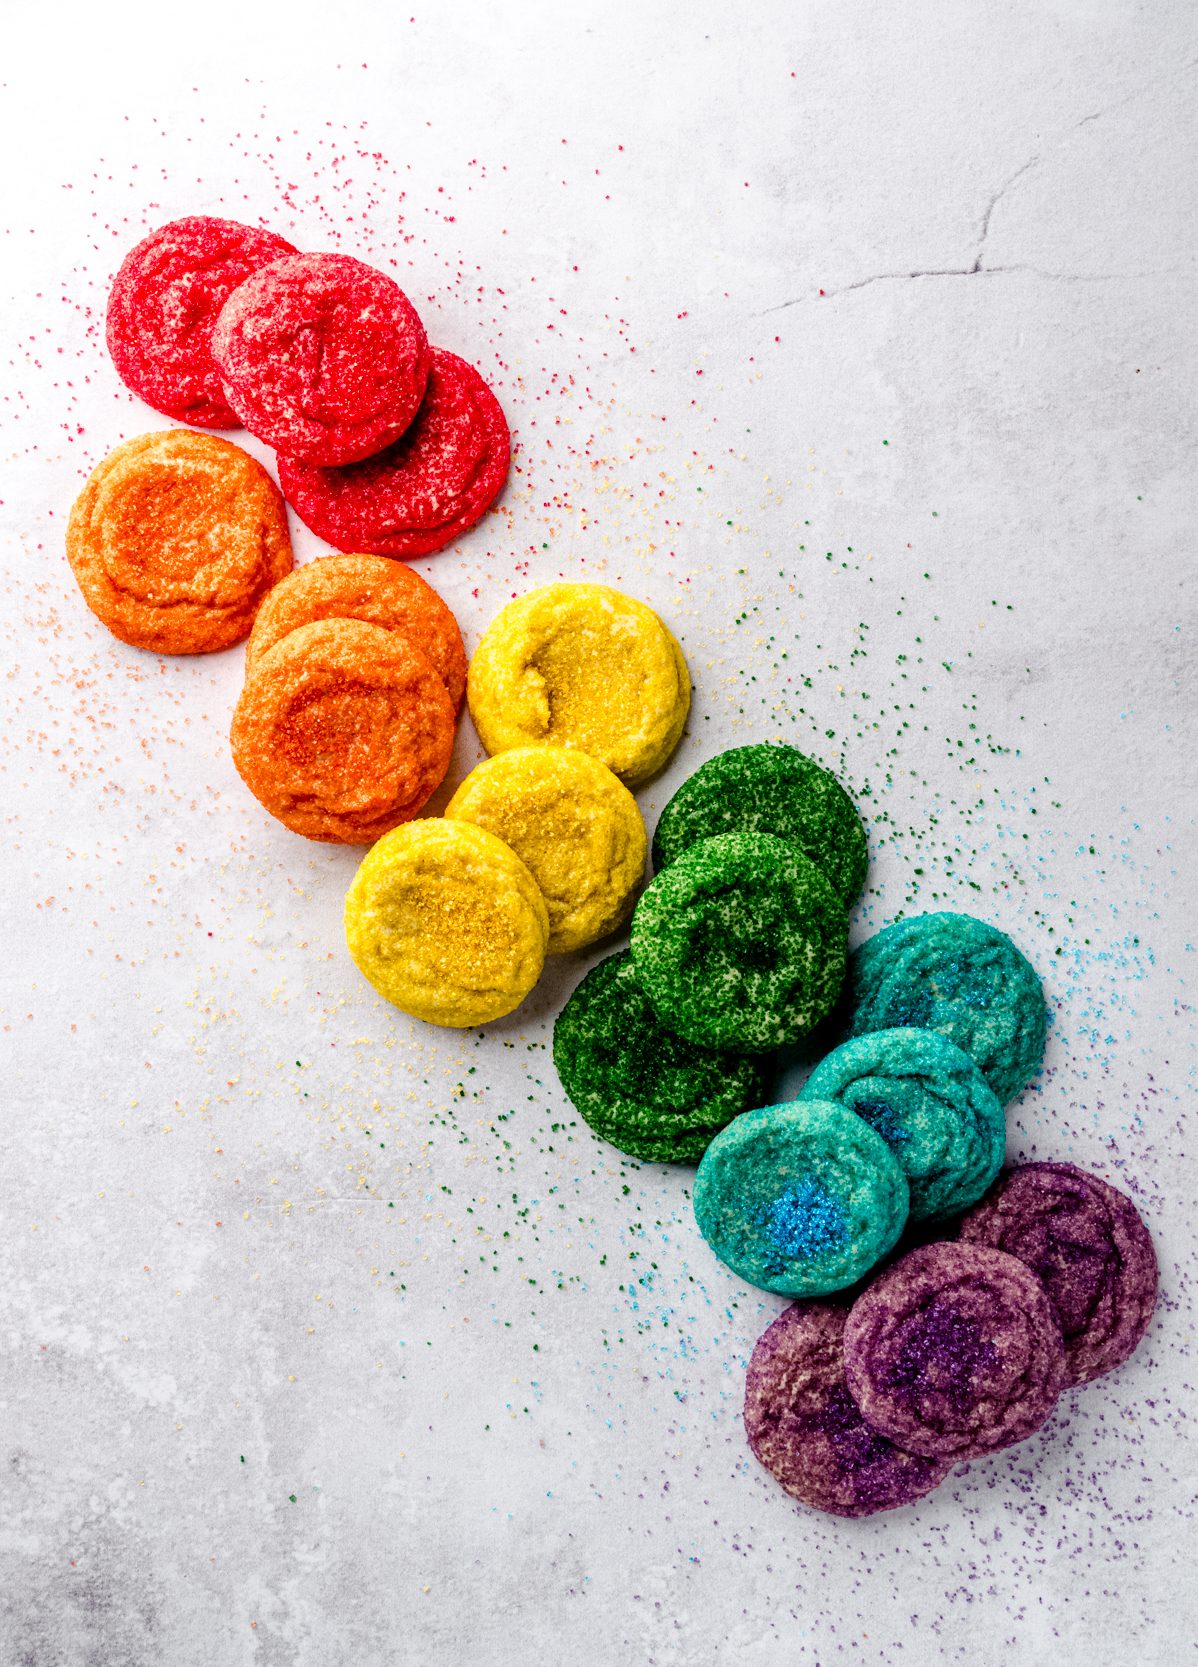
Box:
[211, 253, 430, 466]
[106, 216, 297, 428]
[277, 348, 510, 557]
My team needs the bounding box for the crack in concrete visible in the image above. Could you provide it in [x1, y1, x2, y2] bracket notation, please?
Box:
[761, 264, 1164, 309]
[760, 54, 1198, 315]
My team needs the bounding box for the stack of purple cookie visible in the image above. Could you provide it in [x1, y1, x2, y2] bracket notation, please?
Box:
[744, 1161, 1158, 1518]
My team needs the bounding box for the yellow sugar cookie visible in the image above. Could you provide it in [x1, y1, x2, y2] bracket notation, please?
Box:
[344, 820, 549, 1027]
[445, 747, 647, 954]
[466, 583, 690, 785]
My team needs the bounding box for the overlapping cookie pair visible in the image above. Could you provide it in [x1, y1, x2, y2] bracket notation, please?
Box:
[230, 554, 468, 843]
[343, 582, 692, 1026]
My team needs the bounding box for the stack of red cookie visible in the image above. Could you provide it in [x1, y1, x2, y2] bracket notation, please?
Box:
[106, 215, 510, 558]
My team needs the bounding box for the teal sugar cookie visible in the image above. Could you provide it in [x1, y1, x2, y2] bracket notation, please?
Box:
[552, 951, 768, 1164]
[652, 743, 868, 906]
[837, 912, 1047, 1104]
[799, 1029, 1006, 1221]
[630, 832, 848, 1053]
[694, 1100, 909, 1296]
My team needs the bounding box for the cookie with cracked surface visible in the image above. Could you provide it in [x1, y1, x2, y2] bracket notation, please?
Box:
[66, 430, 292, 654]
[245, 552, 467, 712]
[843, 1241, 1066, 1460]
[345, 819, 548, 1027]
[693, 1100, 909, 1296]
[958, 1162, 1157, 1385]
[467, 583, 690, 786]
[837, 912, 1047, 1103]
[106, 216, 297, 427]
[552, 951, 767, 1163]
[745, 1301, 950, 1517]
[630, 832, 847, 1052]
[652, 743, 867, 906]
[799, 1028, 1006, 1221]
[212, 252, 429, 465]
[278, 348, 509, 557]
[446, 748, 646, 954]
[231, 618, 454, 843]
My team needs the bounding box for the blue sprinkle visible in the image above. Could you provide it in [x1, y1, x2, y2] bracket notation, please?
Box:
[760, 1178, 848, 1262]
[851, 1095, 911, 1146]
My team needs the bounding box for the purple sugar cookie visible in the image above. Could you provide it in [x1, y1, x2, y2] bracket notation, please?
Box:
[843, 1242, 1066, 1460]
[745, 1302, 950, 1517]
[958, 1162, 1157, 1385]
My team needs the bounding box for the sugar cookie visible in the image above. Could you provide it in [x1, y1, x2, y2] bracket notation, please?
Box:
[278, 348, 509, 557]
[467, 583, 690, 786]
[344, 819, 549, 1026]
[212, 253, 429, 465]
[445, 747, 645, 953]
[245, 552, 467, 711]
[630, 832, 847, 1051]
[694, 1100, 909, 1297]
[106, 216, 297, 428]
[552, 951, 767, 1163]
[745, 1302, 950, 1517]
[843, 1242, 1066, 1459]
[66, 430, 292, 655]
[800, 1028, 1006, 1221]
[653, 743, 868, 906]
[839, 911, 1047, 1104]
[231, 618, 454, 843]
[959, 1162, 1157, 1385]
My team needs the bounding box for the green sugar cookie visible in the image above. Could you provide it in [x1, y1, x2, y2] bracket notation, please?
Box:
[629, 831, 848, 1052]
[694, 1100, 909, 1296]
[839, 912, 1047, 1104]
[552, 951, 768, 1164]
[651, 743, 867, 906]
[799, 1028, 1006, 1220]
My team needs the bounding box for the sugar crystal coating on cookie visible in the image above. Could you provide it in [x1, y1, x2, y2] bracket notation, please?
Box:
[467, 583, 690, 786]
[245, 552, 467, 712]
[278, 348, 510, 557]
[653, 743, 868, 906]
[344, 820, 549, 1027]
[446, 748, 646, 953]
[212, 252, 430, 465]
[843, 1241, 1066, 1459]
[231, 618, 455, 844]
[552, 951, 767, 1163]
[958, 1161, 1158, 1384]
[106, 216, 297, 428]
[800, 1028, 1006, 1220]
[66, 430, 293, 655]
[745, 1301, 951, 1516]
[838, 911, 1048, 1104]
[630, 831, 847, 1051]
[694, 1100, 909, 1296]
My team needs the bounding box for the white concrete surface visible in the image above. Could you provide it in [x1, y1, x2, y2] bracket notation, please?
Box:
[1, 3, 1195, 1661]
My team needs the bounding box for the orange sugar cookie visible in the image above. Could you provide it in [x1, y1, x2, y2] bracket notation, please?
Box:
[230, 617, 455, 844]
[66, 430, 293, 655]
[245, 552, 467, 712]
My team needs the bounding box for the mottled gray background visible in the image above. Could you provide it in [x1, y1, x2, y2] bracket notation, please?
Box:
[2, 2, 1195, 1662]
